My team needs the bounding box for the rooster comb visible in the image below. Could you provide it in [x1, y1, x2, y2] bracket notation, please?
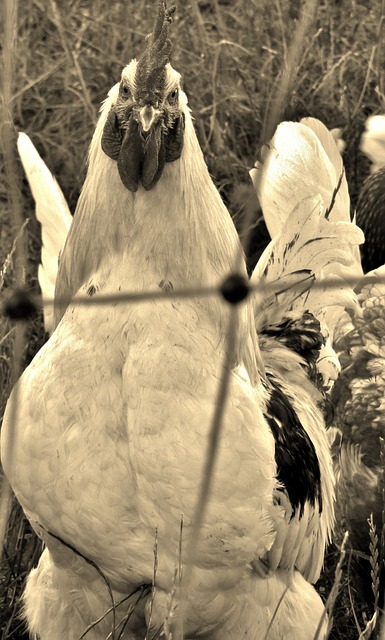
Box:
[135, 1, 176, 103]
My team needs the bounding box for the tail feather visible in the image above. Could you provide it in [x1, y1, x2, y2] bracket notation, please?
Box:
[17, 132, 72, 333]
[250, 118, 365, 386]
[300, 117, 350, 223]
[250, 118, 364, 319]
[250, 119, 348, 235]
[251, 195, 363, 325]
[250, 118, 363, 278]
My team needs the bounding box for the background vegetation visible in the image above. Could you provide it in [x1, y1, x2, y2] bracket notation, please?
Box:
[0, 0, 384, 638]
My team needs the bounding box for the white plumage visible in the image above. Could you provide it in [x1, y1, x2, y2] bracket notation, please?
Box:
[1, 3, 364, 639]
[17, 132, 72, 333]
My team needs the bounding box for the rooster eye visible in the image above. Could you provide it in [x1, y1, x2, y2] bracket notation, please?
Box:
[168, 89, 179, 104]
[120, 83, 131, 100]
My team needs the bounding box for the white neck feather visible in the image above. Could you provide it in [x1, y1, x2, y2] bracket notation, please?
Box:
[54, 101, 260, 381]
[57, 99, 249, 299]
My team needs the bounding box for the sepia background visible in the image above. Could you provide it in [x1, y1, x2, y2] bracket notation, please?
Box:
[0, 1, 384, 638]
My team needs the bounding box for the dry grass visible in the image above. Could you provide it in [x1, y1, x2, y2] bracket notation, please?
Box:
[0, 0, 384, 638]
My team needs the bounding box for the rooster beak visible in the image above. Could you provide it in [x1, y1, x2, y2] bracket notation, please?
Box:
[138, 105, 162, 132]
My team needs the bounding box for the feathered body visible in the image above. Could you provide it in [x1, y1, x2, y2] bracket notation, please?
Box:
[355, 114, 385, 272]
[1, 4, 363, 639]
[355, 166, 385, 272]
[333, 266, 385, 462]
[5, 51, 276, 639]
[332, 265, 385, 581]
[333, 267, 385, 520]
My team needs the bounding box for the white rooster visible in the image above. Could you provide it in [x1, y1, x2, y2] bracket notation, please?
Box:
[2, 2, 363, 639]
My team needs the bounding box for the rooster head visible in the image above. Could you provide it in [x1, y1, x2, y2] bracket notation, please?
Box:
[101, 0, 185, 192]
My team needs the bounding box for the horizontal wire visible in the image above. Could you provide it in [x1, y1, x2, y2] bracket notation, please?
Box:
[2, 271, 383, 316]
[53, 283, 220, 307]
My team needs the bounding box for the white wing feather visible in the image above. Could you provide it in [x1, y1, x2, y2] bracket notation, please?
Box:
[17, 132, 72, 333]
